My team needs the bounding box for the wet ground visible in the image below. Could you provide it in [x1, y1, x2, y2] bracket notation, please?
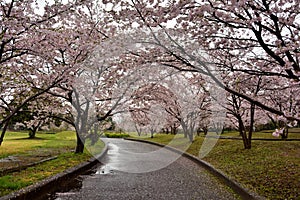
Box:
[46, 139, 238, 200]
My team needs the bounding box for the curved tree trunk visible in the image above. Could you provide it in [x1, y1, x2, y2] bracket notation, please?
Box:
[134, 124, 142, 136]
[75, 131, 85, 153]
[0, 121, 9, 146]
[29, 121, 43, 139]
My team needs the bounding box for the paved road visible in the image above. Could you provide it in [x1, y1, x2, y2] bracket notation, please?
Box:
[50, 139, 238, 200]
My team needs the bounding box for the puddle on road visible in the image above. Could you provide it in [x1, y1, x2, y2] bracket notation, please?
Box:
[96, 164, 114, 175]
[40, 165, 100, 200]
[44, 176, 83, 200]
[107, 143, 120, 155]
[40, 143, 119, 199]
[44, 163, 115, 200]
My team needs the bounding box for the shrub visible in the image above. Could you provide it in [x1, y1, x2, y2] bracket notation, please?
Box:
[104, 133, 130, 138]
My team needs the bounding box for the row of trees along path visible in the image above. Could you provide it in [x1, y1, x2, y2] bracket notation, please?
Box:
[0, 0, 299, 151]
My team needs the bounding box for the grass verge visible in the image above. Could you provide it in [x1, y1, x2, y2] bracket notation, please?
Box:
[0, 152, 91, 196]
[0, 131, 104, 197]
[135, 131, 300, 199]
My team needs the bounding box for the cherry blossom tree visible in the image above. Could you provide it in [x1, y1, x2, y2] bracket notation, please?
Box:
[102, 0, 300, 122]
[0, 0, 98, 145]
[142, 104, 167, 138]
[115, 113, 139, 134]
[2, 0, 299, 154]
[129, 82, 181, 135]
[263, 81, 300, 139]
[11, 93, 64, 138]
[127, 69, 212, 142]
[167, 74, 211, 142]
[0, 1, 119, 152]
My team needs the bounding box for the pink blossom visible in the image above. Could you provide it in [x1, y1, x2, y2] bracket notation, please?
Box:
[272, 129, 280, 137]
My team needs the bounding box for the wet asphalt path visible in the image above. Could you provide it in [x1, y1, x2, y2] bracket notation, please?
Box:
[50, 138, 238, 200]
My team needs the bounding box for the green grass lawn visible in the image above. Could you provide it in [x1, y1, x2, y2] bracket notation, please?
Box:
[222, 128, 300, 139]
[0, 131, 76, 158]
[0, 130, 105, 197]
[134, 130, 300, 200]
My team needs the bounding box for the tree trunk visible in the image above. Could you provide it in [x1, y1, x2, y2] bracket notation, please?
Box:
[246, 103, 256, 149]
[75, 131, 85, 153]
[188, 122, 195, 142]
[90, 133, 99, 146]
[196, 128, 200, 136]
[188, 132, 193, 142]
[171, 125, 177, 135]
[134, 124, 142, 136]
[281, 125, 289, 139]
[181, 123, 188, 138]
[0, 121, 9, 146]
[29, 121, 42, 139]
[238, 116, 251, 149]
[203, 127, 208, 135]
[29, 127, 38, 139]
[150, 130, 154, 138]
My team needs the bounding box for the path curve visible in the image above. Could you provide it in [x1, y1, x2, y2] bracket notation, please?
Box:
[50, 138, 238, 200]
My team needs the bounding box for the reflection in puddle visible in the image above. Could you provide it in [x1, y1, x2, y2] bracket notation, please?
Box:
[44, 165, 100, 200]
[46, 177, 83, 200]
[107, 143, 120, 155]
[96, 165, 114, 175]
[46, 164, 114, 200]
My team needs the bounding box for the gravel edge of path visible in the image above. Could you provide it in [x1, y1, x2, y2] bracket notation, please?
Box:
[124, 138, 265, 200]
[0, 143, 108, 200]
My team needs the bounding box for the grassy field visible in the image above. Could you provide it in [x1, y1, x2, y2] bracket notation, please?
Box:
[0, 131, 104, 196]
[135, 130, 300, 199]
[0, 131, 76, 158]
